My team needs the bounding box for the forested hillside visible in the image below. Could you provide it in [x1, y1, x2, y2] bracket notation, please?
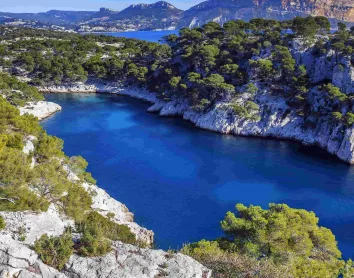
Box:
[2, 18, 354, 163]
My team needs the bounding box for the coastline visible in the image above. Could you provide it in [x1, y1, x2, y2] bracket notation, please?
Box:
[37, 83, 354, 165]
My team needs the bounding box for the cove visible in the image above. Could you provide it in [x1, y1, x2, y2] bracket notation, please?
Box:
[41, 93, 354, 259]
[89, 30, 178, 43]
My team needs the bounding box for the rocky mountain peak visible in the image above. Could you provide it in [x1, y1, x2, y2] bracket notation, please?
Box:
[99, 7, 116, 13]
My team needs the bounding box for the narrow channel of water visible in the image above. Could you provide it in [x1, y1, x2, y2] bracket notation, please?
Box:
[41, 93, 354, 258]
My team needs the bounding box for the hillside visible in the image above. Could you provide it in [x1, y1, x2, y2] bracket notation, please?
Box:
[79, 1, 183, 31]
[179, 0, 354, 28]
[113, 1, 182, 20]
[0, 10, 95, 26]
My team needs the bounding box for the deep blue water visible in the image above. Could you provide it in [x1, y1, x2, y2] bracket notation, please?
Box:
[42, 93, 354, 259]
[91, 30, 178, 43]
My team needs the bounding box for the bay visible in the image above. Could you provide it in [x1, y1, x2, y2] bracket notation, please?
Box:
[41, 93, 354, 258]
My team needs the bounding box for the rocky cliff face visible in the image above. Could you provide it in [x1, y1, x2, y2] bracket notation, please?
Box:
[0, 235, 210, 278]
[279, 0, 354, 21]
[107, 39, 354, 165]
[179, 0, 354, 28]
[0, 201, 209, 278]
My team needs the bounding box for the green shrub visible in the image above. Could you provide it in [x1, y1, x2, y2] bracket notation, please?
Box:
[78, 226, 112, 257]
[332, 111, 343, 121]
[82, 172, 96, 185]
[34, 230, 74, 270]
[6, 134, 24, 150]
[0, 185, 50, 212]
[322, 84, 348, 102]
[0, 216, 6, 230]
[77, 211, 136, 245]
[245, 101, 259, 111]
[346, 113, 354, 126]
[32, 160, 73, 199]
[0, 147, 32, 185]
[68, 156, 96, 184]
[0, 73, 43, 106]
[182, 240, 291, 278]
[230, 104, 248, 117]
[61, 184, 92, 222]
[220, 203, 343, 277]
[35, 133, 64, 162]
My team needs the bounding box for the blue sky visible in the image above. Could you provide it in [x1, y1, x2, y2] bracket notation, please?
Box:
[1, 0, 200, 13]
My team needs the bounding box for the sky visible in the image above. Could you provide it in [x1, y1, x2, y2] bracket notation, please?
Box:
[1, 0, 201, 13]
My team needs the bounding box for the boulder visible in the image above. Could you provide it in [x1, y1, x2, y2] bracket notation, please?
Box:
[19, 101, 62, 120]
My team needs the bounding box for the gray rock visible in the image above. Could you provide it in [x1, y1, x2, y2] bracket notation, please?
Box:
[82, 183, 154, 245]
[19, 101, 62, 120]
[63, 242, 211, 278]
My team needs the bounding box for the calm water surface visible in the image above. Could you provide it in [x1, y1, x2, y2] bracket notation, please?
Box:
[91, 30, 178, 42]
[42, 93, 354, 258]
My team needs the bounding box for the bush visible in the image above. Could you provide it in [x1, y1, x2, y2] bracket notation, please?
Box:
[82, 172, 96, 185]
[182, 240, 292, 278]
[346, 113, 354, 126]
[5, 134, 23, 150]
[220, 203, 343, 277]
[78, 226, 112, 257]
[230, 103, 248, 117]
[34, 230, 74, 270]
[322, 84, 348, 102]
[0, 185, 50, 212]
[77, 211, 136, 245]
[61, 184, 92, 222]
[32, 160, 73, 200]
[35, 133, 64, 162]
[68, 156, 96, 184]
[0, 147, 32, 185]
[332, 112, 343, 121]
[0, 216, 6, 230]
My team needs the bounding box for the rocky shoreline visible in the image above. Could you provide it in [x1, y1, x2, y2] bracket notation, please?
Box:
[37, 83, 354, 165]
[19, 101, 62, 120]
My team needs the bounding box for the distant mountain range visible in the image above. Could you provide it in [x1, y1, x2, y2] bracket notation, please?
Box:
[180, 0, 354, 28]
[0, 10, 95, 26]
[1, 0, 354, 32]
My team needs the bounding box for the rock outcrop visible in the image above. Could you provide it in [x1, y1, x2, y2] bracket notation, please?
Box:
[38, 82, 118, 94]
[179, 0, 354, 28]
[116, 86, 354, 164]
[0, 235, 211, 278]
[0, 200, 208, 277]
[19, 101, 62, 120]
[63, 242, 210, 278]
[0, 235, 66, 278]
[82, 182, 154, 245]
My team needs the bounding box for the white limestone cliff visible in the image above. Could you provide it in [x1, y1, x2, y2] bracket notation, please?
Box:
[19, 101, 62, 120]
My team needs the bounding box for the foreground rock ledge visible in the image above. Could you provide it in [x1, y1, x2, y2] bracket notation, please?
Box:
[0, 236, 211, 278]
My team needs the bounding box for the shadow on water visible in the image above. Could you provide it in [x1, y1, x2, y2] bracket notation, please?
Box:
[42, 93, 354, 258]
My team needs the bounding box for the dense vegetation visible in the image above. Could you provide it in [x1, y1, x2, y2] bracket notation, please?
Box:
[0, 73, 137, 268]
[182, 204, 354, 278]
[2, 17, 354, 128]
